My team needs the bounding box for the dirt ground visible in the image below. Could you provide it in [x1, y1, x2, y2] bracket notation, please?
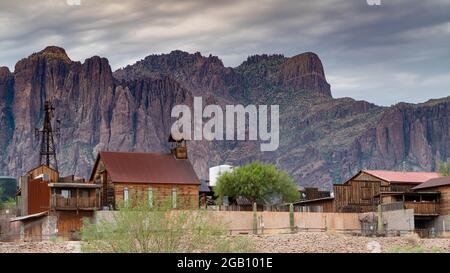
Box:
[1, 232, 450, 253]
[253, 232, 450, 253]
[0, 241, 80, 253]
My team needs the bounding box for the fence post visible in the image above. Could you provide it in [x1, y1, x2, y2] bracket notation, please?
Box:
[377, 204, 384, 235]
[289, 203, 295, 233]
[253, 202, 257, 235]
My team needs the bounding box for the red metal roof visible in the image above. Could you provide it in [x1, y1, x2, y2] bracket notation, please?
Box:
[412, 176, 450, 190]
[363, 170, 441, 184]
[96, 151, 199, 184]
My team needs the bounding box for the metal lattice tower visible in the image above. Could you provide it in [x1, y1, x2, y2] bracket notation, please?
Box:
[35, 100, 60, 171]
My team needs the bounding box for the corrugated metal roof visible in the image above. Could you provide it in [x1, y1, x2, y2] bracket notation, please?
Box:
[363, 170, 441, 184]
[98, 151, 200, 185]
[48, 183, 101, 188]
[294, 196, 335, 204]
[9, 211, 48, 222]
[413, 176, 450, 190]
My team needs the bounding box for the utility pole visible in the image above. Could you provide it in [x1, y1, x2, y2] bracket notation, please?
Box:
[35, 100, 60, 171]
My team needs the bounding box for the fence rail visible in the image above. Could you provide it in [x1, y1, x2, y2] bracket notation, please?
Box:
[404, 201, 438, 215]
[52, 196, 99, 210]
[208, 204, 293, 212]
[381, 201, 438, 215]
[380, 201, 404, 212]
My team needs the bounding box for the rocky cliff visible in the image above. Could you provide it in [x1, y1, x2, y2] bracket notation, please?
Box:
[0, 46, 448, 189]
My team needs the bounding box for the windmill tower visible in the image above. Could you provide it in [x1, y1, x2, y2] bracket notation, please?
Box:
[35, 100, 60, 171]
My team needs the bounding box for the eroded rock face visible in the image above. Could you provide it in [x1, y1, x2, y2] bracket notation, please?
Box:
[278, 52, 331, 97]
[0, 47, 448, 189]
[1, 47, 194, 178]
[0, 67, 14, 171]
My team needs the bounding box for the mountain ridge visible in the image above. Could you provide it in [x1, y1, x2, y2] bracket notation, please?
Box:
[0, 46, 448, 189]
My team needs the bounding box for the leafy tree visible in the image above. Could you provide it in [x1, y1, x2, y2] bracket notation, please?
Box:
[81, 198, 255, 253]
[214, 161, 300, 205]
[438, 161, 450, 176]
[0, 177, 16, 202]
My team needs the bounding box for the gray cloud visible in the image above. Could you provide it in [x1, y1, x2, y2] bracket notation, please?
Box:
[0, 0, 449, 105]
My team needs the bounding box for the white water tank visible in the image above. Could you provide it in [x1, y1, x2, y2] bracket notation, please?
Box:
[209, 165, 233, 186]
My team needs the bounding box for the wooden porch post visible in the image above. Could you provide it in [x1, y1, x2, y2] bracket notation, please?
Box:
[76, 188, 79, 214]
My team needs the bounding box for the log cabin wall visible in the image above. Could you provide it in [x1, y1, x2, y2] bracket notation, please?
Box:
[114, 183, 199, 209]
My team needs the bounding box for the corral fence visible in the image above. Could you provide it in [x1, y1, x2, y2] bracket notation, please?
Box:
[208, 204, 318, 212]
[209, 204, 293, 212]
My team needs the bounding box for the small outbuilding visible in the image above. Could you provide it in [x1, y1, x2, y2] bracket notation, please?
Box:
[89, 151, 200, 210]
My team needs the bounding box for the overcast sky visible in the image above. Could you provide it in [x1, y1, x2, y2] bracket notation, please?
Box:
[0, 0, 449, 106]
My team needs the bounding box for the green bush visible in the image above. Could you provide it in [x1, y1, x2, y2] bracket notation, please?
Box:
[81, 199, 255, 253]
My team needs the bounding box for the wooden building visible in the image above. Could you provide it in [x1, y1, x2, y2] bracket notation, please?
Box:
[89, 150, 200, 210]
[412, 177, 450, 216]
[297, 170, 441, 214]
[14, 164, 101, 240]
[294, 197, 335, 212]
[199, 179, 215, 207]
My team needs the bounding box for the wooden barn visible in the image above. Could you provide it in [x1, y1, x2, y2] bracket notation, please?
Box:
[334, 170, 441, 213]
[89, 150, 200, 210]
[297, 170, 441, 214]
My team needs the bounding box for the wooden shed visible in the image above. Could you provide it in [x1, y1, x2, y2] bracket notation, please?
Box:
[333, 170, 441, 213]
[89, 151, 200, 210]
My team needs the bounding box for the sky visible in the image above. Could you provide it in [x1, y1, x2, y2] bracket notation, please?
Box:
[0, 0, 449, 106]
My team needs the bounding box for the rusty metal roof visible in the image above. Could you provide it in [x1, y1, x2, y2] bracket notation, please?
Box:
[48, 183, 101, 188]
[96, 151, 199, 185]
[363, 170, 441, 184]
[412, 176, 450, 190]
[9, 211, 48, 222]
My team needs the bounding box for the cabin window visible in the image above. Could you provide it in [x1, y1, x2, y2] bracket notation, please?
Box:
[61, 189, 71, 199]
[148, 188, 153, 208]
[172, 188, 177, 209]
[124, 187, 129, 206]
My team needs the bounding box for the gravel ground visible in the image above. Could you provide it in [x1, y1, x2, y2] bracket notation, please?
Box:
[0, 241, 81, 253]
[253, 232, 450, 253]
[1, 232, 449, 253]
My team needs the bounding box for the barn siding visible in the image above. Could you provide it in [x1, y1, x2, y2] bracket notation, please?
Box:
[114, 183, 199, 209]
[56, 211, 94, 239]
